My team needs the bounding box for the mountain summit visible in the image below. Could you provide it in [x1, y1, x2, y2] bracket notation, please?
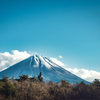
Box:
[0, 55, 89, 84]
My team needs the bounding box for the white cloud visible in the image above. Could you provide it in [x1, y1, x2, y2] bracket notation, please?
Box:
[65, 68, 100, 82]
[28, 51, 38, 55]
[0, 50, 31, 71]
[59, 55, 63, 58]
[50, 57, 65, 67]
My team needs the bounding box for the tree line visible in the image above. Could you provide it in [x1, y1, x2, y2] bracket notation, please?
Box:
[0, 73, 100, 100]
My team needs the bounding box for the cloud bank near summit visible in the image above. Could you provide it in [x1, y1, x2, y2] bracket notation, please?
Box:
[0, 50, 100, 82]
[0, 50, 31, 71]
[50, 58, 100, 82]
[65, 68, 100, 82]
[50, 57, 65, 67]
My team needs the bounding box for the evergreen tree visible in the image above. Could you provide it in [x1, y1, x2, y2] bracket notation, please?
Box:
[2, 74, 9, 83]
[38, 72, 43, 82]
[19, 74, 29, 81]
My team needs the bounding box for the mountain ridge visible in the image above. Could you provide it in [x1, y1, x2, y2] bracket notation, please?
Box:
[0, 55, 90, 84]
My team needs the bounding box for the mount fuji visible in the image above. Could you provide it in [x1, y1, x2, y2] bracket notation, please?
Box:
[0, 55, 89, 84]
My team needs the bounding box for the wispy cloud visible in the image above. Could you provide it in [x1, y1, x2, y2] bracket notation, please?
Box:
[65, 68, 100, 82]
[59, 55, 63, 58]
[28, 51, 38, 55]
[50, 57, 65, 67]
[0, 50, 31, 71]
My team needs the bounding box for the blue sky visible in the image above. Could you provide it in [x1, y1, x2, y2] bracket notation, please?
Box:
[0, 0, 100, 74]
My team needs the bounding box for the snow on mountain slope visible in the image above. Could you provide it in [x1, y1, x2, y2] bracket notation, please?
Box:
[0, 55, 90, 84]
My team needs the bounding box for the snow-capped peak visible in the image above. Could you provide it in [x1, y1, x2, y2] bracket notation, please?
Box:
[0, 55, 90, 84]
